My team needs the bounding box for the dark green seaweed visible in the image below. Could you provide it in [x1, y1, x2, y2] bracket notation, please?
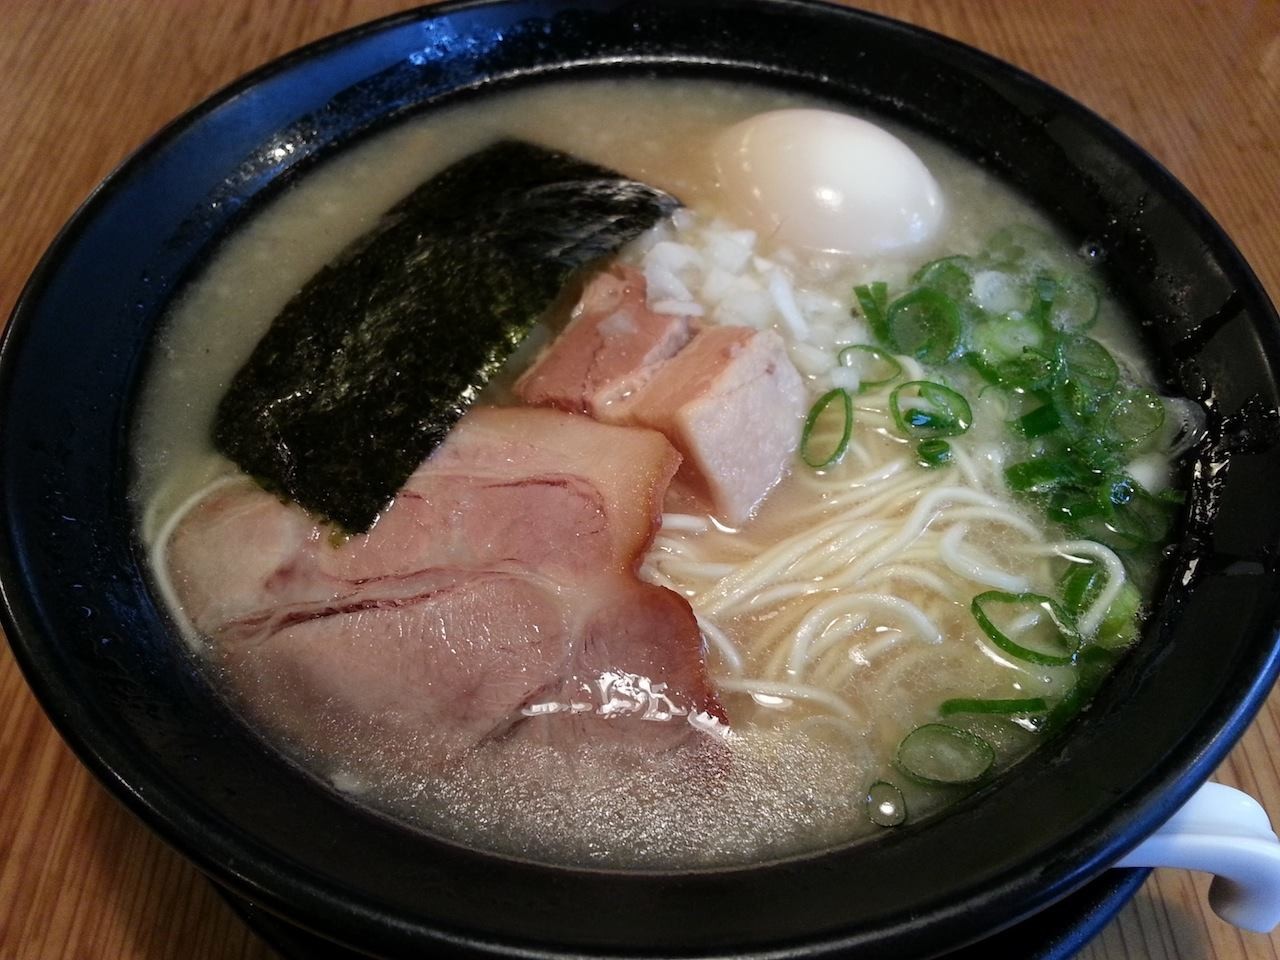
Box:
[213, 139, 679, 531]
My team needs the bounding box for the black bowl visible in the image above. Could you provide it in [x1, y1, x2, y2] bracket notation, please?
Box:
[4, 1, 1280, 957]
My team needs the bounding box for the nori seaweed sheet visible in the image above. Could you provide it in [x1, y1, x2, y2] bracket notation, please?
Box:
[213, 139, 679, 532]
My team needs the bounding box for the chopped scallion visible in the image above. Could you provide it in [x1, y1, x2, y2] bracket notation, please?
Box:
[1049, 275, 1100, 332]
[1005, 458, 1077, 494]
[1026, 275, 1058, 329]
[971, 591, 1081, 666]
[1046, 489, 1111, 525]
[896, 723, 995, 785]
[1056, 335, 1119, 394]
[848, 228, 1179, 578]
[1059, 562, 1108, 617]
[891, 381, 973, 439]
[1047, 379, 1088, 436]
[917, 438, 952, 468]
[1058, 554, 1143, 646]
[969, 315, 1048, 367]
[1094, 580, 1142, 649]
[1041, 646, 1119, 735]
[992, 349, 1055, 392]
[882, 288, 962, 364]
[912, 255, 975, 302]
[800, 388, 854, 469]
[939, 697, 1050, 717]
[1097, 484, 1176, 549]
[1103, 390, 1165, 445]
[853, 282, 889, 328]
[1016, 403, 1061, 438]
[983, 224, 1054, 268]
[837, 344, 903, 393]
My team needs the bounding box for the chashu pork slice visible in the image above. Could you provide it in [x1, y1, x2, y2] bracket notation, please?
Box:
[602, 325, 806, 526]
[514, 265, 692, 417]
[512, 264, 806, 525]
[165, 407, 725, 764]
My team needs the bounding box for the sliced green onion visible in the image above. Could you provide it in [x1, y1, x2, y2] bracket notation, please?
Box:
[971, 591, 1081, 666]
[1056, 335, 1119, 394]
[1098, 484, 1176, 549]
[1094, 580, 1142, 649]
[865, 780, 907, 827]
[1078, 643, 1120, 669]
[917, 438, 952, 468]
[1103, 390, 1165, 445]
[962, 352, 1000, 386]
[939, 697, 1050, 717]
[1041, 646, 1119, 735]
[1077, 437, 1128, 475]
[1048, 375, 1105, 438]
[912, 255, 975, 302]
[983, 224, 1053, 268]
[846, 248, 1178, 570]
[853, 281, 889, 328]
[1049, 275, 1100, 332]
[891, 381, 972, 439]
[1016, 403, 1061, 438]
[896, 723, 995, 785]
[881, 288, 962, 364]
[837, 344, 902, 394]
[1044, 473, 1136, 535]
[970, 315, 1048, 366]
[1046, 487, 1112, 526]
[1059, 561, 1108, 618]
[800, 388, 854, 469]
[1005, 458, 1078, 494]
[1026, 275, 1058, 329]
[992, 349, 1055, 392]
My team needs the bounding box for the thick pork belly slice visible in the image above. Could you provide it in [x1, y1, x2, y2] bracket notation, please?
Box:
[338, 406, 681, 579]
[166, 407, 681, 600]
[514, 265, 692, 417]
[605, 326, 806, 525]
[163, 477, 320, 635]
[218, 569, 572, 754]
[163, 407, 723, 764]
[513, 580, 728, 752]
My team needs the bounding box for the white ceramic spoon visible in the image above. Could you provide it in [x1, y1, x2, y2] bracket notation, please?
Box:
[1117, 781, 1280, 932]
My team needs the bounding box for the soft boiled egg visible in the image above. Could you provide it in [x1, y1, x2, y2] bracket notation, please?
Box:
[712, 108, 945, 257]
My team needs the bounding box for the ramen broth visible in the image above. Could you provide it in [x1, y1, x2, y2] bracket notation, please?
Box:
[134, 78, 1175, 867]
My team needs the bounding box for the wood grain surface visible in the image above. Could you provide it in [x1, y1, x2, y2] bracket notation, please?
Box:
[2, 1, 1278, 958]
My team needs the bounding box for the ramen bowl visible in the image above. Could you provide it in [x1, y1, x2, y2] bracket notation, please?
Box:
[3, 2, 1280, 958]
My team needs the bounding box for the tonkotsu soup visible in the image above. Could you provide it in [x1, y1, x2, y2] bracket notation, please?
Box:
[133, 78, 1192, 868]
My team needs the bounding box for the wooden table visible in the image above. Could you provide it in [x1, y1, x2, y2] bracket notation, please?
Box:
[2, 1, 1278, 957]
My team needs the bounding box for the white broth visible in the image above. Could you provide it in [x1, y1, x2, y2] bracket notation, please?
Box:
[134, 78, 1177, 867]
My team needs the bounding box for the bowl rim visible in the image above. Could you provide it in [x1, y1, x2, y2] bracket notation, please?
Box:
[4, 0, 1280, 957]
